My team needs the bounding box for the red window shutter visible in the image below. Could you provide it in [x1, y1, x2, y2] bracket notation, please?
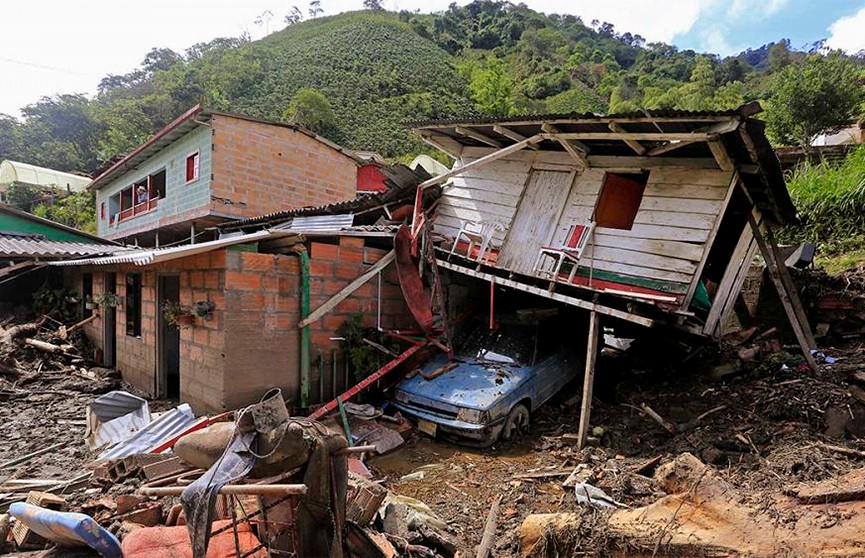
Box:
[594, 172, 648, 230]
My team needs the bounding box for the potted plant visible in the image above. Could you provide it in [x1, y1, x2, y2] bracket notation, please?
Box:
[162, 301, 196, 328]
[94, 292, 122, 308]
[192, 300, 216, 321]
[84, 296, 97, 310]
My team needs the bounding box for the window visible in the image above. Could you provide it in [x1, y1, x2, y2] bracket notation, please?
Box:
[593, 171, 649, 230]
[100, 202, 106, 220]
[82, 273, 93, 319]
[125, 273, 142, 337]
[111, 169, 166, 224]
[185, 151, 200, 183]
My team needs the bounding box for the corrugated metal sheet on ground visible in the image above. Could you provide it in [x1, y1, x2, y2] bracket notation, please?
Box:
[99, 404, 197, 461]
[0, 237, 131, 258]
[85, 391, 151, 452]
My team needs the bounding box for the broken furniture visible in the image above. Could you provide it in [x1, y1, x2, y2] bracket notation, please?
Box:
[447, 220, 502, 264]
[9, 501, 122, 557]
[532, 221, 595, 283]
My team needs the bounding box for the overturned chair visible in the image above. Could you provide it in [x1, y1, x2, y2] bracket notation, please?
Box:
[533, 221, 595, 283]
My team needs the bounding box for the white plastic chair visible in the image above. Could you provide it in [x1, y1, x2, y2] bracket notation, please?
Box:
[533, 221, 595, 282]
[448, 221, 502, 264]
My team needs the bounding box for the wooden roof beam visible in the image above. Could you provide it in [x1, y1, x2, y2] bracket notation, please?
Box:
[646, 140, 698, 157]
[455, 126, 502, 148]
[419, 132, 462, 159]
[707, 138, 734, 171]
[608, 122, 646, 155]
[541, 123, 589, 167]
[493, 125, 538, 150]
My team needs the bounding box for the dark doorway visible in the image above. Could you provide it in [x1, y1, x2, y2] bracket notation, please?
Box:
[103, 273, 117, 367]
[158, 275, 181, 399]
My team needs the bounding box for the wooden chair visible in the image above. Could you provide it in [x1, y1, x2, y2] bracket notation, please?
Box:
[533, 221, 595, 282]
[448, 221, 502, 264]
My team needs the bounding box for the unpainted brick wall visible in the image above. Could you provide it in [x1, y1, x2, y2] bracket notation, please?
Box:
[210, 115, 357, 218]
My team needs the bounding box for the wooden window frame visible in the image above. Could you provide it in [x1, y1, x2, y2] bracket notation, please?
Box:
[593, 171, 649, 231]
[185, 151, 200, 184]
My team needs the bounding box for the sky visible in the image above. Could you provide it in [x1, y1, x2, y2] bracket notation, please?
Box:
[2, 0, 864, 118]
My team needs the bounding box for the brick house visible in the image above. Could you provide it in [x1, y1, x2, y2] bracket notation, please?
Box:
[55, 184, 425, 414]
[90, 105, 360, 247]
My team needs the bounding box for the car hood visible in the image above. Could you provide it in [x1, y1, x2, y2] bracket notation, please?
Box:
[395, 353, 533, 411]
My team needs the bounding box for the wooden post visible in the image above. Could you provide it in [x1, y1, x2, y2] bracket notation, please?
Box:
[747, 211, 818, 370]
[577, 310, 600, 449]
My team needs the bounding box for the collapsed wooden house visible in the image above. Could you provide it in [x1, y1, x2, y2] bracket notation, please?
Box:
[408, 102, 817, 441]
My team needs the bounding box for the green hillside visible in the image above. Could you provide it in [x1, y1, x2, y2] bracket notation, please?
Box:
[0, 2, 862, 174]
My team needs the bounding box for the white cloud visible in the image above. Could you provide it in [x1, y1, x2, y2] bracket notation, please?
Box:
[827, 5, 865, 53]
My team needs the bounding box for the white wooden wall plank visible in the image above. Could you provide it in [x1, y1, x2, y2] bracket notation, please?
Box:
[644, 183, 728, 200]
[444, 186, 521, 206]
[639, 197, 722, 215]
[584, 245, 698, 274]
[633, 210, 717, 229]
[439, 197, 516, 219]
[592, 233, 705, 262]
[647, 168, 733, 186]
[600, 224, 710, 243]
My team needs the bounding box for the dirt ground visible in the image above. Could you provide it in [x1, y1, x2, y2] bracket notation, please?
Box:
[369, 341, 865, 556]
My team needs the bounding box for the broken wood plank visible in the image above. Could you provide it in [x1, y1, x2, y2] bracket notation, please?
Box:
[608, 122, 646, 155]
[297, 250, 395, 329]
[23, 339, 63, 353]
[421, 361, 457, 381]
[476, 494, 502, 558]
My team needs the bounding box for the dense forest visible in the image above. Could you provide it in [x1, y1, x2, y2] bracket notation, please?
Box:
[1, 2, 864, 205]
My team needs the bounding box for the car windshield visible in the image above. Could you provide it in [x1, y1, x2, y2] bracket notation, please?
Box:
[456, 322, 537, 366]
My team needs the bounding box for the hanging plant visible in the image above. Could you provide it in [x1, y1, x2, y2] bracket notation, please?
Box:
[162, 300, 196, 328]
[191, 300, 216, 320]
[84, 296, 97, 310]
[93, 292, 122, 308]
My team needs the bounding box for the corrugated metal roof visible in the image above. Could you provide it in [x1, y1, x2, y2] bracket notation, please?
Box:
[0, 204, 118, 245]
[0, 237, 132, 259]
[46, 229, 282, 267]
[409, 103, 760, 128]
[270, 214, 355, 233]
[98, 403, 198, 460]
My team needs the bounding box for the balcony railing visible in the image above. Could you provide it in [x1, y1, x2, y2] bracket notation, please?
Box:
[111, 198, 158, 225]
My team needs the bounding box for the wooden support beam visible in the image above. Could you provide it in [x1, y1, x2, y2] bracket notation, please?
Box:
[297, 251, 395, 329]
[703, 220, 757, 336]
[541, 123, 589, 167]
[549, 131, 715, 142]
[682, 172, 738, 311]
[417, 134, 544, 190]
[584, 156, 718, 169]
[419, 132, 462, 159]
[436, 258, 655, 328]
[707, 139, 734, 171]
[746, 210, 818, 370]
[493, 125, 538, 150]
[455, 126, 502, 148]
[608, 122, 646, 155]
[0, 260, 36, 278]
[646, 139, 698, 157]
[577, 310, 600, 449]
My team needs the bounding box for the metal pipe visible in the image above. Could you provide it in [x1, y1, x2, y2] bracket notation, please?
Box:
[140, 484, 308, 497]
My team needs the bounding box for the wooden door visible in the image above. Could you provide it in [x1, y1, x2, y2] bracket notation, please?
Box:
[498, 170, 576, 275]
[157, 275, 181, 399]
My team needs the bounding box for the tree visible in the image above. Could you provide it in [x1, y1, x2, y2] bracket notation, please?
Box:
[766, 52, 864, 147]
[285, 6, 303, 25]
[308, 0, 322, 18]
[283, 88, 336, 134]
[33, 190, 96, 234]
[363, 0, 384, 9]
[468, 56, 514, 116]
[254, 10, 274, 34]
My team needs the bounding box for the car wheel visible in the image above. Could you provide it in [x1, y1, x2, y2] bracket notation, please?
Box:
[501, 404, 530, 441]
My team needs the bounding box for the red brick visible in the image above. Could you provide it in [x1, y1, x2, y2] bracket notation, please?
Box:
[225, 271, 261, 291]
[339, 248, 364, 264]
[205, 271, 220, 289]
[309, 260, 333, 277]
[242, 253, 274, 271]
[334, 263, 362, 280]
[311, 242, 339, 261]
[339, 237, 364, 251]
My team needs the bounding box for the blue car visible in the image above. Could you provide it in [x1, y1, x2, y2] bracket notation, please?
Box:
[392, 316, 578, 446]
